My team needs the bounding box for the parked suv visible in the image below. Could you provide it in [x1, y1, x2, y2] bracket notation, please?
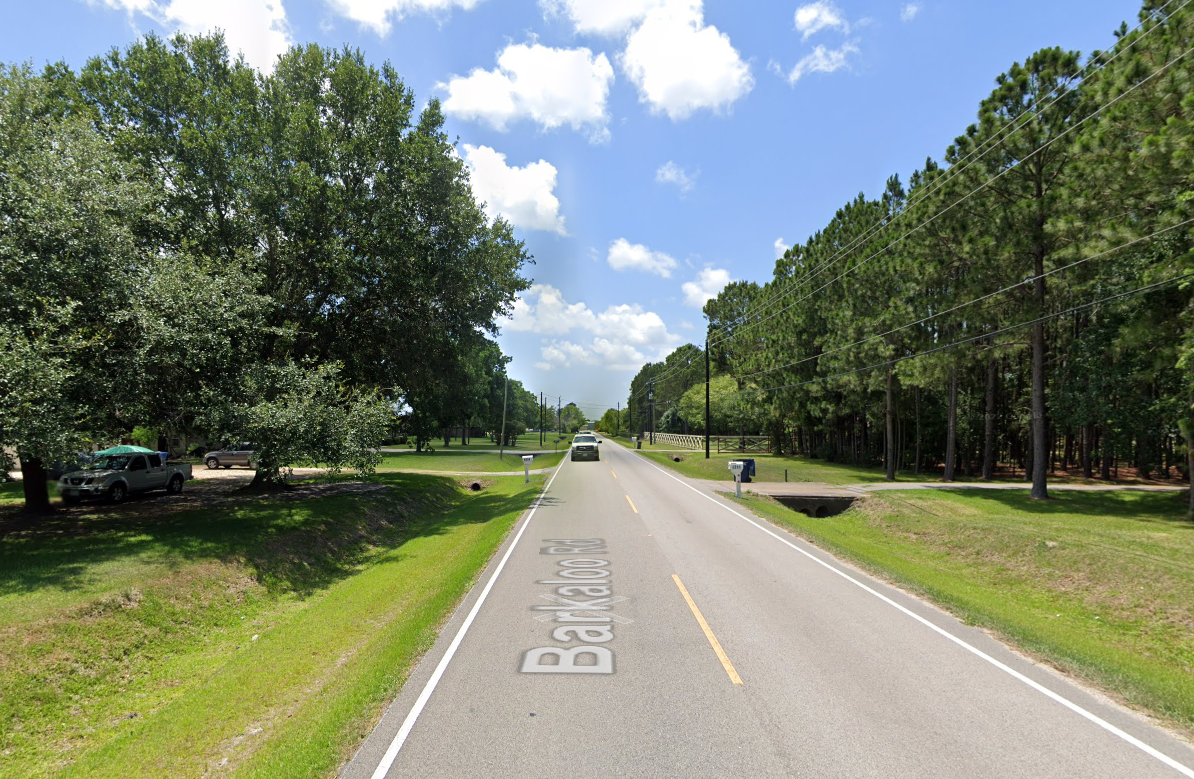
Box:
[204, 444, 257, 470]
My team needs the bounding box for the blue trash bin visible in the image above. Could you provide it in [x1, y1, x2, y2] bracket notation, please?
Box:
[740, 458, 756, 483]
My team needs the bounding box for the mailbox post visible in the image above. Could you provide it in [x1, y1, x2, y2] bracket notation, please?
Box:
[522, 454, 534, 484]
[728, 460, 744, 499]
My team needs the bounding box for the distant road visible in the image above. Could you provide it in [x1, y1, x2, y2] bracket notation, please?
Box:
[341, 444, 1194, 778]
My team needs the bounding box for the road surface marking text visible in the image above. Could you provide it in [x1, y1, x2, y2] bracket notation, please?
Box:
[522, 541, 628, 675]
[672, 574, 743, 685]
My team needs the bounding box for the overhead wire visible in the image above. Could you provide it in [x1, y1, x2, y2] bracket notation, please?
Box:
[707, 22, 1194, 348]
[728, 215, 1194, 383]
[726, 272, 1194, 399]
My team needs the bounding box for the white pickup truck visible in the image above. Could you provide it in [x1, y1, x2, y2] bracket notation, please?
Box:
[58, 452, 193, 504]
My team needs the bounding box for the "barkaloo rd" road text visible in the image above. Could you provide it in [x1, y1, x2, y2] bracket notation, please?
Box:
[521, 538, 630, 674]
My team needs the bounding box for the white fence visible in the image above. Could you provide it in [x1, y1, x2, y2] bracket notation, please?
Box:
[648, 433, 705, 449]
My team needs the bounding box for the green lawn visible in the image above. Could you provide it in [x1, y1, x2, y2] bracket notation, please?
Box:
[638, 450, 895, 484]
[734, 488, 1194, 731]
[376, 450, 564, 473]
[0, 473, 541, 779]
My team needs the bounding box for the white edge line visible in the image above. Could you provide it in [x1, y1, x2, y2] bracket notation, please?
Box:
[368, 456, 568, 779]
[635, 454, 1194, 779]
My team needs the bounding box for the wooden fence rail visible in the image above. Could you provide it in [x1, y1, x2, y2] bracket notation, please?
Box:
[636, 433, 773, 453]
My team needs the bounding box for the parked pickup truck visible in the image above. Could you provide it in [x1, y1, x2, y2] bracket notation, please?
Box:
[57, 452, 193, 504]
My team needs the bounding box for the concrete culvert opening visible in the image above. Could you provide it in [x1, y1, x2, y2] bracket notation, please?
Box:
[774, 496, 856, 518]
[470, 482, 482, 492]
[673, 456, 684, 463]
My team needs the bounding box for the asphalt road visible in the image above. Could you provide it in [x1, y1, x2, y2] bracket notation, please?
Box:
[340, 443, 1194, 779]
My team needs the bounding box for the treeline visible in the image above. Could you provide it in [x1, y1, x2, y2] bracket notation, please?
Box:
[629, 1, 1193, 507]
[0, 33, 531, 510]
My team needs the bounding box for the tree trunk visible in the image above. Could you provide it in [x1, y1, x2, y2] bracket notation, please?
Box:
[1186, 401, 1194, 517]
[944, 366, 958, 482]
[1030, 279, 1049, 499]
[1082, 422, 1094, 479]
[19, 456, 51, 514]
[885, 363, 895, 480]
[982, 353, 997, 480]
[914, 386, 922, 475]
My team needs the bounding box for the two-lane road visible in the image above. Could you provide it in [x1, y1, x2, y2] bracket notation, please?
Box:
[340, 443, 1194, 778]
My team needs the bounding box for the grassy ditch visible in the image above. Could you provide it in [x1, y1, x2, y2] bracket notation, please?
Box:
[732, 487, 1194, 731]
[376, 450, 564, 474]
[0, 473, 544, 779]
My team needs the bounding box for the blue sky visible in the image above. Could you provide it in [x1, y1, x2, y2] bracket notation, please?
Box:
[4, 0, 1142, 418]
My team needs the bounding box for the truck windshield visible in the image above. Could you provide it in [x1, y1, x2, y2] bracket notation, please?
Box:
[88, 455, 131, 471]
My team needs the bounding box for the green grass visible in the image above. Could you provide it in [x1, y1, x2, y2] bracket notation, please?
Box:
[732, 487, 1194, 731]
[376, 450, 564, 473]
[0, 473, 542, 778]
[638, 450, 895, 484]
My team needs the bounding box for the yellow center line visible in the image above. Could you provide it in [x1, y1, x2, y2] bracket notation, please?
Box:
[672, 574, 743, 685]
[611, 470, 617, 479]
[625, 494, 638, 514]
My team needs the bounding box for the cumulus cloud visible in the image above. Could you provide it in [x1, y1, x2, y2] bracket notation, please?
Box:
[774, 237, 788, 260]
[462, 145, 567, 235]
[655, 160, 696, 193]
[786, 42, 858, 84]
[794, 1, 848, 39]
[607, 238, 678, 277]
[324, 0, 483, 37]
[97, 0, 291, 71]
[900, 3, 921, 22]
[682, 267, 732, 308]
[540, 0, 670, 37]
[619, 0, 753, 120]
[501, 284, 682, 370]
[442, 42, 614, 141]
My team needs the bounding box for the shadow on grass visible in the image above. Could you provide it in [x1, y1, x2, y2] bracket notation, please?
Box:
[924, 487, 1194, 526]
[0, 473, 536, 600]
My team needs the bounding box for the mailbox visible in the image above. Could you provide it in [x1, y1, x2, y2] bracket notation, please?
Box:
[522, 455, 534, 465]
[728, 461, 745, 476]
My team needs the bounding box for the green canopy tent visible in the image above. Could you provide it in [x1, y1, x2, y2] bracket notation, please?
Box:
[93, 445, 156, 455]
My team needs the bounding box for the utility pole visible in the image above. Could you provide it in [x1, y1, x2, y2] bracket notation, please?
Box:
[705, 333, 711, 459]
[648, 382, 655, 446]
[629, 395, 633, 439]
[615, 402, 620, 438]
[557, 396, 561, 436]
[499, 374, 508, 459]
[539, 392, 544, 447]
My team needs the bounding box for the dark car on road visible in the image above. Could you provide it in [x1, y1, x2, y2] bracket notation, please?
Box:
[203, 444, 257, 470]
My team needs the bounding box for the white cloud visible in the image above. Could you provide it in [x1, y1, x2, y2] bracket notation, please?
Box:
[462, 145, 567, 235]
[442, 42, 614, 141]
[655, 160, 696, 193]
[619, 0, 753, 120]
[682, 267, 731, 308]
[500, 284, 682, 370]
[786, 42, 858, 85]
[774, 237, 788, 259]
[541, 0, 670, 37]
[324, 0, 483, 37]
[607, 238, 678, 277]
[794, 1, 848, 39]
[900, 3, 921, 22]
[98, 0, 291, 71]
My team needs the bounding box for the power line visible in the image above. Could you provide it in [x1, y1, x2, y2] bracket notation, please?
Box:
[728, 272, 1194, 399]
[710, 32, 1194, 348]
[707, 2, 1189, 341]
[729, 216, 1194, 383]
